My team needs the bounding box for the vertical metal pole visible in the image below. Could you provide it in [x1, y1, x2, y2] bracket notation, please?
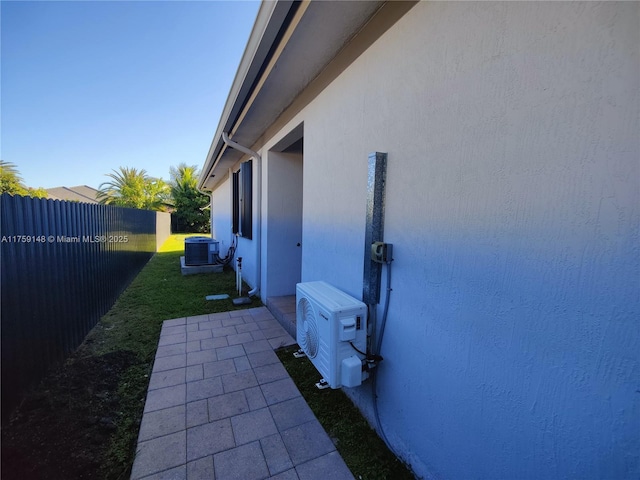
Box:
[237, 257, 243, 296]
[363, 152, 388, 304]
[362, 152, 388, 354]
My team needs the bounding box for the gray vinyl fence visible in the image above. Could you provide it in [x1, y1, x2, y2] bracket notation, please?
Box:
[1, 193, 158, 419]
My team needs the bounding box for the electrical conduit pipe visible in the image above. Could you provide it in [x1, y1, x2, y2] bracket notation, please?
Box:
[222, 132, 261, 298]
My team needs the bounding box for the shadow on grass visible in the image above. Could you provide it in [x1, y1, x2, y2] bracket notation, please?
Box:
[2, 234, 414, 480]
[94, 235, 260, 478]
[277, 345, 416, 480]
[1, 234, 259, 480]
[91, 235, 259, 362]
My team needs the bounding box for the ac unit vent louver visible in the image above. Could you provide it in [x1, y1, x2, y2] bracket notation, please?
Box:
[296, 281, 368, 389]
[298, 297, 319, 358]
[184, 237, 219, 266]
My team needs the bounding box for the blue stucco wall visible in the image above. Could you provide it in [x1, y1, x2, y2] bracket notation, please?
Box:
[298, 2, 639, 478]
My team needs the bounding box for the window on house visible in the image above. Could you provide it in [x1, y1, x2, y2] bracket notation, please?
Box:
[232, 160, 252, 239]
[232, 170, 239, 235]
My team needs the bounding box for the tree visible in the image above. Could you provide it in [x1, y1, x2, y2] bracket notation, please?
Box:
[97, 167, 171, 211]
[27, 187, 48, 199]
[170, 163, 210, 233]
[144, 178, 172, 212]
[1, 160, 48, 198]
[1, 160, 27, 195]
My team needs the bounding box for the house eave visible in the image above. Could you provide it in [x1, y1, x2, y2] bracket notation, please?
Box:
[198, 0, 300, 191]
[198, 0, 397, 192]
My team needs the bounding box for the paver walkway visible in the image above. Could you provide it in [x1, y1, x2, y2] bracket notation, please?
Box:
[130, 306, 354, 480]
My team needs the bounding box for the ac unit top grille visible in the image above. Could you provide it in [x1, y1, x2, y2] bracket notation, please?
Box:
[296, 281, 365, 314]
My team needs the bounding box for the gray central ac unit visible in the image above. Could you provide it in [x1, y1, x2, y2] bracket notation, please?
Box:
[184, 237, 219, 266]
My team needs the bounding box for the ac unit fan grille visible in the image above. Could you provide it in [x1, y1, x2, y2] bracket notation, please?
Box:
[297, 297, 319, 358]
[185, 243, 210, 265]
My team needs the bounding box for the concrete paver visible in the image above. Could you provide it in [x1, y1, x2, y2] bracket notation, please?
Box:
[214, 441, 270, 480]
[130, 306, 354, 480]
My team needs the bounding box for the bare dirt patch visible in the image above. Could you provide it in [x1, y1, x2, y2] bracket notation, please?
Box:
[1, 350, 138, 480]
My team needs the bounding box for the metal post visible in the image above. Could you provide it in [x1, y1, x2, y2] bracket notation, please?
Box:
[362, 152, 387, 305]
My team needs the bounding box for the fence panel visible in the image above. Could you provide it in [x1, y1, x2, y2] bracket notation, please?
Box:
[0, 194, 156, 419]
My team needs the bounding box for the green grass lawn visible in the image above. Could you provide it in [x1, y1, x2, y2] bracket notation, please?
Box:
[89, 234, 258, 361]
[86, 234, 261, 478]
[276, 345, 415, 480]
[83, 234, 413, 479]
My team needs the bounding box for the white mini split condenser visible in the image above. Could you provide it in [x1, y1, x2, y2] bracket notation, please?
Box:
[296, 281, 368, 388]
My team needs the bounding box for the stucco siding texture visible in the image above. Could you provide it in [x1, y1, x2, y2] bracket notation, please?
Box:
[298, 2, 638, 479]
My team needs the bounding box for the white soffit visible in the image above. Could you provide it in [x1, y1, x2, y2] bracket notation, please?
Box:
[200, 0, 385, 191]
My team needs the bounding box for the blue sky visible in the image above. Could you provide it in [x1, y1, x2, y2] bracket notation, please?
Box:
[1, 0, 260, 190]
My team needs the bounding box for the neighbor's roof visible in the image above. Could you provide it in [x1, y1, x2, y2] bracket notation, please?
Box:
[46, 185, 101, 204]
[198, 0, 416, 192]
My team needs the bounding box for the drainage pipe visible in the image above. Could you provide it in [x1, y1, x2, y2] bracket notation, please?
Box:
[236, 257, 243, 296]
[222, 132, 262, 298]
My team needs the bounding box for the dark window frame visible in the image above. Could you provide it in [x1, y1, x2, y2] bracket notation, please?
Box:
[232, 171, 239, 235]
[232, 160, 252, 239]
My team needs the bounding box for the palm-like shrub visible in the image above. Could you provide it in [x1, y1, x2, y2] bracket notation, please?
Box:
[1, 160, 27, 196]
[98, 167, 171, 211]
[169, 164, 209, 233]
[1, 160, 48, 198]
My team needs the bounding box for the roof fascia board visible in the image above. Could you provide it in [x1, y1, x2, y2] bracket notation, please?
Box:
[258, 1, 418, 153]
[199, 0, 418, 192]
[229, 1, 311, 138]
[199, 1, 298, 190]
[224, 1, 300, 135]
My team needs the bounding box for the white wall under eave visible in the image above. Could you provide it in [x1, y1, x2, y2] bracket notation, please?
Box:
[298, 2, 639, 479]
[209, 167, 259, 294]
[263, 150, 303, 298]
[240, 153, 263, 295]
[210, 176, 233, 257]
